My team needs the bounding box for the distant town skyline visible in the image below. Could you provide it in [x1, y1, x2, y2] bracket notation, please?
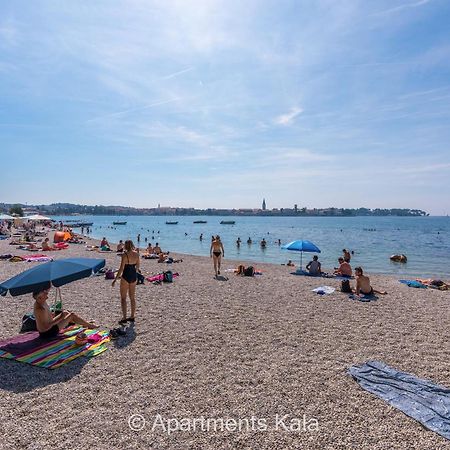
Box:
[1, 1, 449, 215]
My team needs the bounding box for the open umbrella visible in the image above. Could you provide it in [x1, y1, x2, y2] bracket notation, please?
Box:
[0, 258, 105, 296]
[0, 213, 14, 220]
[24, 214, 52, 221]
[282, 240, 321, 270]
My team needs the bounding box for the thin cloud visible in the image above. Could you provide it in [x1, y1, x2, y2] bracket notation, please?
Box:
[274, 107, 303, 126]
[372, 0, 432, 16]
[86, 98, 180, 123]
[396, 163, 450, 174]
[161, 67, 194, 80]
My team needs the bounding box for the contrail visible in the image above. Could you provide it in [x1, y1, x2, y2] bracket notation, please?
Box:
[87, 97, 180, 122]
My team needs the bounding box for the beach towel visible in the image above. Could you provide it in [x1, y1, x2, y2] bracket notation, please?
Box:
[0, 325, 110, 369]
[312, 286, 335, 295]
[348, 293, 378, 302]
[23, 254, 53, 262]
[348, 360, 450, 440]
[291, 270, 353, 280]
[399, 280, 427, 289]
[146, 272, 179, 283]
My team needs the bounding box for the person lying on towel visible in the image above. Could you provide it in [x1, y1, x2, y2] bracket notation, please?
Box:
[33, 286, 97, 339]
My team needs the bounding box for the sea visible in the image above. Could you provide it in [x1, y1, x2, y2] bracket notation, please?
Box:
[51, 215, 450, 278]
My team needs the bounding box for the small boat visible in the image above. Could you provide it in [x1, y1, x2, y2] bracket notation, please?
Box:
[193, 220, 207, 224]
[165, 221, 178, 225]
[64, 222, 93, 227]
[220, 220, 235, 225]
[113, 221, 127, 225]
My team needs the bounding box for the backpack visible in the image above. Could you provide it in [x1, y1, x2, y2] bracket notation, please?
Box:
[163, 270, 173, 283]
[20, 313, 37, 333]
[136, 272, 145, 285]
[341, 279, 352, 293]
[105, 269, 115, 280]
[243, 266, 255, 277]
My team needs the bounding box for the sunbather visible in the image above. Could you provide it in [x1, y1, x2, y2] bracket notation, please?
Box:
[334, 257, 352, 277]
[416, 278, 449, 290]
[100, 237, 111, 251]
[306, 255, 322, 275]
[42, 238, 55, 251]
[33, 287, 97, 339]
[354, 267, 387, 296]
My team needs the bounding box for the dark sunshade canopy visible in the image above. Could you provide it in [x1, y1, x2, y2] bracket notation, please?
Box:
[0, 258, 105, 297]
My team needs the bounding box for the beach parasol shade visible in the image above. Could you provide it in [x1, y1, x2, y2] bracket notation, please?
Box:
[282, 240, 321, 270]
[24, 214, 52, 221]
[0, 258, 105, 297]
[0, 213, 14, 220]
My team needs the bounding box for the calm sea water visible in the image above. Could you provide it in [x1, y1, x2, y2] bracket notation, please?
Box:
[51, 215, 450, 278]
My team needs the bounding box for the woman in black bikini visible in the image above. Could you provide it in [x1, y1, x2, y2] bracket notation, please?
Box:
[210, 235, 225, 277]
[112, 240, 140, 325]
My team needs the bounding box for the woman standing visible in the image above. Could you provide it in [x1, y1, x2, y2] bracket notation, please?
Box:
[112, 240, 140, 325]
[210, 235, 225, 277]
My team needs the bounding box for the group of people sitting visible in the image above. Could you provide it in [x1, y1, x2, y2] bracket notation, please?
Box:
[303, 248, 386, 296]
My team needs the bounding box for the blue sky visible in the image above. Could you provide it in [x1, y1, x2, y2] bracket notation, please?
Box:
[1, 0, 449, 214]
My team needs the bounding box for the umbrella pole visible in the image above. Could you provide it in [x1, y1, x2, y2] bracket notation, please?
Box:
[300, 252, 303, 270]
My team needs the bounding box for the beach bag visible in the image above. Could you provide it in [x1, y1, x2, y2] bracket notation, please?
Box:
[163, 270, 173, 283]
[341, 279, 352, 293]
[20, 313, 37, 333]
[136, 272, 145, 285]
[244, 266, 255, 277]
[105, 269, 115, 280]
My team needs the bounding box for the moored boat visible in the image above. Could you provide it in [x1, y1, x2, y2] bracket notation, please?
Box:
[113, 221, 127, 225]
[165, 221, 178, 225]
[220, 220, 235, 225]
[63, 222, 93, 227]
[193, 220, 207, 224]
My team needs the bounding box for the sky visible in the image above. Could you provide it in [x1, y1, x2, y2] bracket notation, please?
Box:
[1, 0, 449, 215]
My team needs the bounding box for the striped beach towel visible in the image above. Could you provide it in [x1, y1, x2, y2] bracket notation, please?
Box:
[0, 325, 110, 369]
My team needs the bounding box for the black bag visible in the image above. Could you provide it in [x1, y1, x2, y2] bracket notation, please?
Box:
[163, 270, 173, 283]
[136, 272, 145, 285]
[243, 266, 255, 277]
[20, 313, 37, 333]
[341, 279, 352, 293]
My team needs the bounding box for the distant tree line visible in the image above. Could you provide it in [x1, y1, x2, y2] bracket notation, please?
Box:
[0, 203, 429, 217]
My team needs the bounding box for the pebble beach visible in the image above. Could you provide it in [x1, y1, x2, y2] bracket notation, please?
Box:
[0, 234, 449, 449]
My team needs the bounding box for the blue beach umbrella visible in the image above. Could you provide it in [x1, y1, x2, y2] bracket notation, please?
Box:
[282, 240, 321, 270]
[0, 258, 105, 297]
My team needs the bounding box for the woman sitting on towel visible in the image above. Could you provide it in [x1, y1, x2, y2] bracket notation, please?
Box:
[354, 267, 387, 296]
[33, 286, 97, 339]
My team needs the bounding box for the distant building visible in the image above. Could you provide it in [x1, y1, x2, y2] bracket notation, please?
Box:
[262, 198, 266, 211]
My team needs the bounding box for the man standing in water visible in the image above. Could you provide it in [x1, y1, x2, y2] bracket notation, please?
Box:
[210, 235, 225, 277]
